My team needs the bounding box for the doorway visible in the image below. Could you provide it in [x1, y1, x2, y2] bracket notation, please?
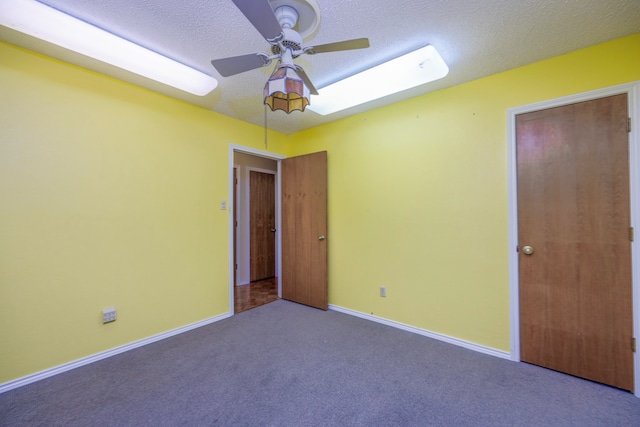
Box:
[507, 82, 640, 396]
[228, 145, 330, 314]
[232, 149, 283, 314]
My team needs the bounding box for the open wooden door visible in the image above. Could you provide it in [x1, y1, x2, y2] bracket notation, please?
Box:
[281, 151, 328, 310]
[517, 94, 634, 391]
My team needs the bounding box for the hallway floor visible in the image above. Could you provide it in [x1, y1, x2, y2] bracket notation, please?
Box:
[234, 278, 279, 314]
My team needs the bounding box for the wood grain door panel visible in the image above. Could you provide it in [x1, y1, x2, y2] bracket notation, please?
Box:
[250, 171, 276, 282]
[281, 151, 328, 310]
[517, 94, 633, 391]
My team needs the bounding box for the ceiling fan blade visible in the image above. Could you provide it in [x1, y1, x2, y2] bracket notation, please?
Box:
[232, 0, 283, 43]
[304, 38, 370, 55]
[295, 66, 319, 95]
[211, 53, 269, 77]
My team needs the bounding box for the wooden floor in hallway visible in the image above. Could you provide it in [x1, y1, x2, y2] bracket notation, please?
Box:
[234, 277, 279, 314]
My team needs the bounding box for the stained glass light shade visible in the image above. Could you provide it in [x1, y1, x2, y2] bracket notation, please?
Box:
[264, 65, 310, 113]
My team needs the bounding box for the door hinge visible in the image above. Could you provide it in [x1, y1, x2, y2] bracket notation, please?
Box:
[633, 337, 636, 353]
[628, 117, 632, 133]
[235, 263, 238, 271]
[630, 227, 635, 242]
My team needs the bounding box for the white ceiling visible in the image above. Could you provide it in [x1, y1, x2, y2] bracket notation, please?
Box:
[2, 0, 639, 134]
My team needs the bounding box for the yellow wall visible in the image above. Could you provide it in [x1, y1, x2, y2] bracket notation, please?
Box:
[289, 33, 640, 350]
[0, 42, 288, 383]
[2, 33, 639, 385]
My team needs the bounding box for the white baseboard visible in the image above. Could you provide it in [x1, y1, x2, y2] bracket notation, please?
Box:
[328, 304, 511, 360]
[0, 312, 232, 394]
[2, 306, 511, 394]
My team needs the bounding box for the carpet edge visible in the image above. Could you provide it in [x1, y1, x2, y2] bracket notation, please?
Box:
[328, 304, 511, 360]
[0, 312, 232, 394]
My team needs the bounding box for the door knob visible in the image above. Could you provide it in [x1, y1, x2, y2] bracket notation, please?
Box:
[522, 245, 534, 255]
[318, 235, 326, 241]
[271, 228, 276, 232]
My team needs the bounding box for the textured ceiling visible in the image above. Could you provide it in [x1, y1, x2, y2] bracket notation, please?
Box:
[2, 0, 640, 134]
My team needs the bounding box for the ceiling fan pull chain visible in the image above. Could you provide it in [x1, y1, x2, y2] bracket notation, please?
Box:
[264, 103, 268, 149]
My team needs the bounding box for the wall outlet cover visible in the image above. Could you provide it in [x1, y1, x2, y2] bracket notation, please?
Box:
[102, 307, 117, 323]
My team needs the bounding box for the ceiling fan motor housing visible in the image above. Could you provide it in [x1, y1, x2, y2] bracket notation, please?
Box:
[271, 28, 303, 56]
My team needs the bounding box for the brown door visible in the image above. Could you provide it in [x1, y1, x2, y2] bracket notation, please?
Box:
[517, 94, 633, 391]
[250, 171, 276, 282]
[281, 151, 328, 310]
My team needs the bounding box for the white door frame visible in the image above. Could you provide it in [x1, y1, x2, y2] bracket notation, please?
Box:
[228, 144, 285, 315]
[507, 81, 640, 397]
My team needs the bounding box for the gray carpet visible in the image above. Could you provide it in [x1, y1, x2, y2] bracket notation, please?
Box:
[1, 299, 639, 426]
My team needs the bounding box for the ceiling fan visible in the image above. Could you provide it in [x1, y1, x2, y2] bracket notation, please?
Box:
[211, 0, 369, 109]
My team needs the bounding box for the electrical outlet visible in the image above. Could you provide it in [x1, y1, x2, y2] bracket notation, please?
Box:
[103, 307, 117, 323]
[380, 286, 387, 297]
